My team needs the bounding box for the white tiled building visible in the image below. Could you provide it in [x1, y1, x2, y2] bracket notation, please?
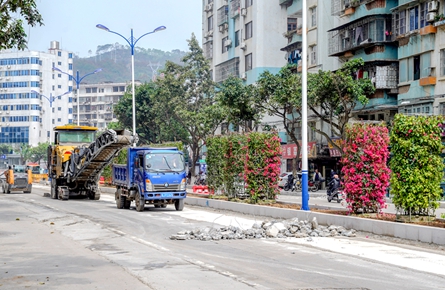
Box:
[0, 41, 74, 146]
[76, 81, 137, 129]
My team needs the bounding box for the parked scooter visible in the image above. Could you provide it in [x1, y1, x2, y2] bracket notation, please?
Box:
[283, 174, 294, 191]
[308, 179, 323, 192]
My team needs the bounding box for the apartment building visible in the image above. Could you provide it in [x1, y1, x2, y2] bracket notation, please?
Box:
[328, 0, 399, 123]
[75, 82, 136, 129]
[0, 41, 73, 146]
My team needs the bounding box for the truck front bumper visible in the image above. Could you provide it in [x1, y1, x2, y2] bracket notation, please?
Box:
[143, 191, 186, 200]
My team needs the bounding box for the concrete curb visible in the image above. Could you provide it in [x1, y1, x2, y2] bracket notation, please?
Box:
[184, 197, 445, 245]
[98, 186, 445, 245]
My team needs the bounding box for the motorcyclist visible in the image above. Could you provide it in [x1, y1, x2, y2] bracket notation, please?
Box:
[327, 174, 340, 196]
[286, 173, 294, 189]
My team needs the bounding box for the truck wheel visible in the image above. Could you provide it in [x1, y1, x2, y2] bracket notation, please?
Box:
[89, 191, 100, 200]
[175, 199, 184, 211]
[123, 200, 131, 209]
[135, 190, 145, 212]
[50, 178, 58, 199]
[115, 189, 125, 209]
[24, 184, 32, 194]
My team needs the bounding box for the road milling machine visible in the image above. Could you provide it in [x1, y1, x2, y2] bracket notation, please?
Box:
[47, 125, 134, 200]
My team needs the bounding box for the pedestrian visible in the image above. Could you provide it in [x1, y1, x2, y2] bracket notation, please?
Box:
[312, 168, 323, 182]
[330, 169, 335, 179]
[187, 170, 192, 185]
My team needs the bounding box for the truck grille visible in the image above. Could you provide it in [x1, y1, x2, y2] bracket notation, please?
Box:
[153, 184, 180, 192]
[15, 178, 28, 187]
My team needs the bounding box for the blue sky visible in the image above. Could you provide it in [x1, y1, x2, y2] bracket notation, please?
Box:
[26, 0, 203, 57]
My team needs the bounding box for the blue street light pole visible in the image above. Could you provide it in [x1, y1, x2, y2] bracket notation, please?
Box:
[96, 24, 166, 146]
[52, 67, 102, 126]
[31, 90, 71, 142]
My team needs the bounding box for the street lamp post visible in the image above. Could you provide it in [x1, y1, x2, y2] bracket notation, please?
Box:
[96, 24, 166, 146]
[52, 67, 102, 126]
[31, 90, 71, 142]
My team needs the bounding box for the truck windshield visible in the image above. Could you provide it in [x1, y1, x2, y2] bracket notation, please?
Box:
[145, 153, 185, 172]
[13, 166, 26, 173]
[59, 131, 95, 144]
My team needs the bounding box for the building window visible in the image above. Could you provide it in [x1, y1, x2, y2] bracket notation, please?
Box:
[245, 0, 252, 8]
[288, 18, 297, 31]
[409, 7, 419, 31]
[86, 88, 92, 93]
[311, 7, 317, 27]
[68, 53, 73, 59]
[245, 53, 252, 71]
[222, 36, 229, 53]
[208, 15, 213, 31]
[310, 45, 317, 65]
[58, 51, 62, 57]
[92, 87, 98, 93]
[113, 86, 119, 92]
[58, 85, 61, 89]
[413, 55, 420, 80]
[57, 61, 62, 66]
[399, 11, 406, 34]
[245, 21, 252, 39]
[69, 63, 73, 70]
[119, 86, 125, 91]
[235, 30, 240, 47]
[208, 0, 213, 3]
[58, 107, 61, 111]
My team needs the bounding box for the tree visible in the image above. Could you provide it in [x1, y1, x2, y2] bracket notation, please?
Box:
[0, 144, 12, 154]
[0, 0, 43, 50]
[15, 143, 32, 165]
[217, 76, 262, 132]
[154, 34, 225, 170]
[29, 142, 49, 165]
[254, 64, 303, 173]
[308, 58, 375, 151]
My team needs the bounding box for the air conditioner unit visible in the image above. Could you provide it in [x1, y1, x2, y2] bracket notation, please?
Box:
[428, 1, 439, 12]
[241, 72, 247, 80]
[427, 12, 437, 22]
[240, 42, 247, 50]
[225, 39, 232, 47]
[224, 23, 229, 30]
[5, 77, 10, 81]
[6, 65, 11, 69]
[241, 8, 247, 16]
[205, 3, 213, 12]
[219, 25, 224, 32]
[6, 111, 9, 114]
[205, 30, 213, 38]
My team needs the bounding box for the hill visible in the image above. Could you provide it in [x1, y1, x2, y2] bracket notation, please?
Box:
[72, 44, 186, 84]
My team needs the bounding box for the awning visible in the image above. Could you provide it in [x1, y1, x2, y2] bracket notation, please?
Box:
[280, 40, 302, 52]
[327, 15, 389, 32]
[390, 0, 418, 12]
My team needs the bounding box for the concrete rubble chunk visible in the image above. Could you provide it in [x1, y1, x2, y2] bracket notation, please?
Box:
[171, 217, 356, 241]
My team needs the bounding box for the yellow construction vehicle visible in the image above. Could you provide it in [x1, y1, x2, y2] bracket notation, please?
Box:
[47, 125, 133, 200]
[1, 165, 33, 194]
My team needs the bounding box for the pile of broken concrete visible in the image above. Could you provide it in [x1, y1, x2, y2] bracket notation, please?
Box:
[170, 217, 356, 241]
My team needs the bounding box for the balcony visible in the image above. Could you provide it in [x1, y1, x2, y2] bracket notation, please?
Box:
[217, 5, 229, 26]
[230, 0, 240, 18]
[328, 15, 393, 57]
[215, 57, 239, 83]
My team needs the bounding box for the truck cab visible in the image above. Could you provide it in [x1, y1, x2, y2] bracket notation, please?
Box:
[113, 147, 187, 211]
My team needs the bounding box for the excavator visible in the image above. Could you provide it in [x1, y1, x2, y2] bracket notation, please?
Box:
[47, 125, 134, 200]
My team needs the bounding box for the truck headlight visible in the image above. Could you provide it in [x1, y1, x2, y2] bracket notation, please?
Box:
[180, 178, 186, 190]
[146, 179, 154, 192]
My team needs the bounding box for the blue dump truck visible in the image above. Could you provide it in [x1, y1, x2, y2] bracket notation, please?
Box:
[112, 147, 187, 212]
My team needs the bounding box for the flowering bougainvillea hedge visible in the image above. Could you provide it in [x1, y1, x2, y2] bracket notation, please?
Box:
[341, 123, 390, 214]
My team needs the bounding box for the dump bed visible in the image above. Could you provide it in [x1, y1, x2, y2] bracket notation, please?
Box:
[112, 164, 129, 187]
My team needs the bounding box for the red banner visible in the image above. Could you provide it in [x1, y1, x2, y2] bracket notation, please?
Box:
[281, 142, 317, 159]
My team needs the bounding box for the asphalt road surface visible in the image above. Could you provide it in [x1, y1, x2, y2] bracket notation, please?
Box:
[1, 185, 444, 289]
